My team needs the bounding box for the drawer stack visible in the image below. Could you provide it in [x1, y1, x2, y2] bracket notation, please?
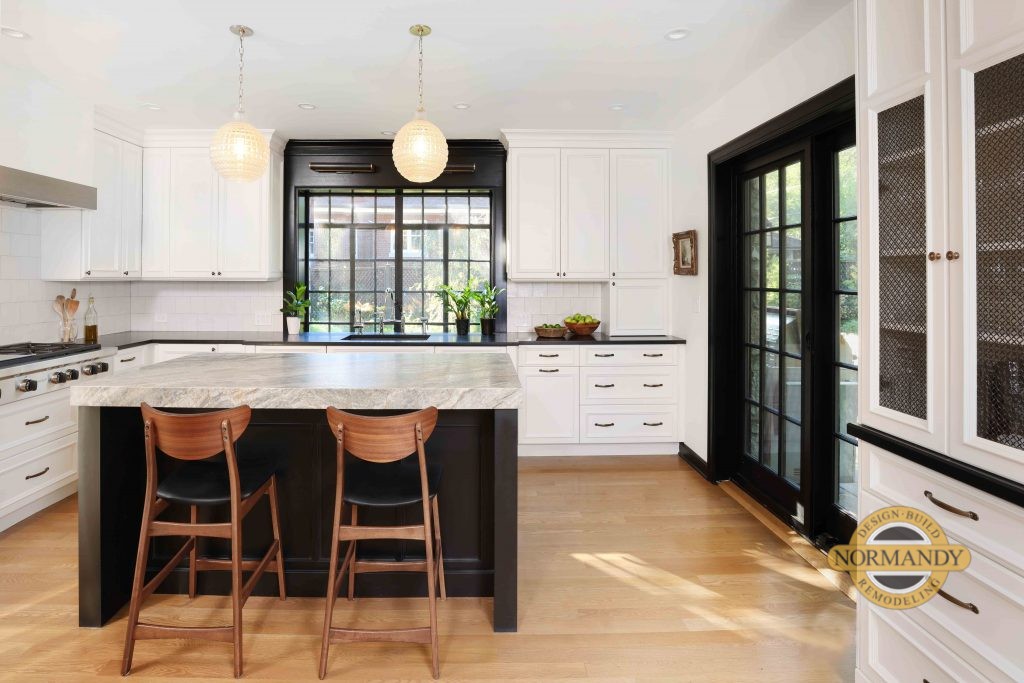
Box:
[517, 344, 681, 453]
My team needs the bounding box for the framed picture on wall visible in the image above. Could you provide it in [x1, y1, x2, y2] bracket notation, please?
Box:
[673, 230, 697, 276]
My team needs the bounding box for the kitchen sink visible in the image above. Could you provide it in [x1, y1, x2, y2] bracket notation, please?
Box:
[341, 333, 431, 340]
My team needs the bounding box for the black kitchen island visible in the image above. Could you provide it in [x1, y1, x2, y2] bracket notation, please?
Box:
[70, 352, 521, 632]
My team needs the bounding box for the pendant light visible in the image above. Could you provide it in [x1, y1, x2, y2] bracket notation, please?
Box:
[393, 25, 449, 183]
[210, 25, 269, 182]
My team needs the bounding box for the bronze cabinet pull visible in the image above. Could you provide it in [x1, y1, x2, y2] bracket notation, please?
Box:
[25, 415, 50, 426]
[538, 353, 559, 358]
[643, 383, 664, 388]
[924, 490, 979, 521]
[594, 353, 615, 358]
[25, 466, 50, 480]
[643, 353, 664, 357]
[928, 251, 942, 261]
[937, 588, 979, 614]
[595, 383, 615, 388]
[539, 369, 559, 373]
[595, 422, 615, 427]
[946, 250, 960, 260]
[119, 356, 136, 363]
[643, 422, 664, 427]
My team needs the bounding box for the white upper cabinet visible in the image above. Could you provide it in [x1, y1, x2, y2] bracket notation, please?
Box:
[507, 148, 561, 279]
[40, 129, 143, 281]
[608, 279, 669, 336]
[610, 149, 669, 279]
[141, 130, 283, 280]
[561, 149, 609, 279]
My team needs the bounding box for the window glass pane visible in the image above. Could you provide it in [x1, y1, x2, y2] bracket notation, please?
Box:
[330, 293, 350, 322]
[353, 293, 376, 320]
[784, 227, 802, 289]
[311, 195, 330, 225]
[330, 227, 351, 260]
[785, 162, 801, 226]
[836, 146, 857, 219]
[746, 402, 760, 459]
[423, 229, 443, 259]
[424, 196, 446, 224]
[330, 262, 351, 291]
[424, 292, 444, 323]
[376, 195, 395, 224]
[311, 226, 330, 259]
[447, 196, 469, 224]
[354, 262, 374, 290]
[402, 261, 422, 291]
[838, 367, 858, 438]
[353, 195, 375, 223]
[403, 229, 423, 259]
[470, 261, 490, 286]
[354, 230, 375, 259]
[309, 261, 329, 292]
[745, 177, 760, 230]
[745, 233, 761, 287]
[449, 227, 469, 259]
[746, 291, 761, 344]
[470, 195, 490, 224]
[403, 293, 423, 320]
[784, 356, 801, 421]
[836, 439, 858, 514]
[310, 292, 329, 322]
[784, 420, 801, 485]
[403, 195, 422, 224]
[765, 230, 780, 288]
[837, 220, 858, 290]
[764, 170, 780, 228]
[330, 194, 352, 223]
[424, 261, 444, 290]
[766, 291, 780, 350]
[308, 323, 329, 333]
[470, 229, 491, 261]
[763, 351, 780, 412]
[449, 261, 469, 287]
[784, 293, 802, 355]
[376, 262, 395, 291]
[761, 411, 779, 471]
[376, 228, 396, 259]
[838, 294, 858, 365]
[746, 347, 760, 401]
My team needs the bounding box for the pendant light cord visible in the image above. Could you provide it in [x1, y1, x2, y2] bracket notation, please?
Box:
[237, 30, 246, 114]
[417, 33, 424, 113]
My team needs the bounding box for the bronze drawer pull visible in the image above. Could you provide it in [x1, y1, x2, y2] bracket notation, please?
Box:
[643, 383, 664, 388]
[539, 369, 559, 373]
[25, 415, 50, 426]
[25, 466, 50, 480]
[937, 588, 979, 614]
[119, 356, 136, 363]
[594, 353, 615, 358]
[595, 383, 615, 388]
[538, 353, 560, 358]
[924, 490, 979, 521]
[595, 422, 615, 427]
[643, 353, 664, 357]
[643, 422, 664, 427]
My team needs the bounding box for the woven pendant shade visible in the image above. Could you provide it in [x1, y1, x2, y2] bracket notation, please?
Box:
[211, 116, 269, 182]
[393, 116, 449, 183]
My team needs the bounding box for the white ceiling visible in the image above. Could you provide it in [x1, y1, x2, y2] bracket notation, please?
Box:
[0, 0, 849, 140]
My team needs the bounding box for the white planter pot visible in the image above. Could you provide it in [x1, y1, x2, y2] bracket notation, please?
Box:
[286, 316, 301, 335]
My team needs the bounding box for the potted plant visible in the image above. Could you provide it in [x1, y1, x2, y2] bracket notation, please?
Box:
[281, 283, 310, 335]
[476, 282, 504, 336]
[437, 282, 477, 336]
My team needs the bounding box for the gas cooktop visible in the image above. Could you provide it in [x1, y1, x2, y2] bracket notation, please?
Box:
[0, 342, 102, 369]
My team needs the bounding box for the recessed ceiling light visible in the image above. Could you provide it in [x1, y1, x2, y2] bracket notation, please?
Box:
[664, 28, 691, 41]
[1, 26, 30, 39]
[380, 130, 397, 136]
[453, 102, 471, 110]
[141, 103, 161, 111]
[297, 103, 317, 110]
[609, 104, 626, 111]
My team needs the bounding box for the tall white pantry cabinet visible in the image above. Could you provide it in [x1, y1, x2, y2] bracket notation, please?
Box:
[856, 2, 1024, 682]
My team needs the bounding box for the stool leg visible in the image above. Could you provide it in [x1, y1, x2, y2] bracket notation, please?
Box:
[188, 505, 198, 599]
[120, 510, 153, 675]
[431, 496, 447, 601]
[231, 520, 244, 678]
[268, 477, 287, 600]
[318, 508, 342, 679]
[347, 504, 358, 601]
[423, 507, 440, 679]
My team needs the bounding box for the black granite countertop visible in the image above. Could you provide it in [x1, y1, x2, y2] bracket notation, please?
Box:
[99, 330, 686, 350]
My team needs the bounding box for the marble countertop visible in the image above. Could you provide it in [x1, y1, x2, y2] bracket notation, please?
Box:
[70, 352, 521, 410]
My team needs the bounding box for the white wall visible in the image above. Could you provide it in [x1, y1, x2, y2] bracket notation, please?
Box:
[670, 2, 855, 460]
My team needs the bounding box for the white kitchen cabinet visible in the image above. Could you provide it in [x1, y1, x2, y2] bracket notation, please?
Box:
[112, 345, 153, 372]
[326, 346, 434, 354]
[561, 149, 609, 279]
[507, 148, 561, 279]
[249, 345, 327, 354]
[608, 279, 669, 335]
[40, 130, 143, 281]
[152, 343, 245, 363]
[518, 366, 579, 444]
[610, 149, 669, 279]
[167, 148, 219, 278]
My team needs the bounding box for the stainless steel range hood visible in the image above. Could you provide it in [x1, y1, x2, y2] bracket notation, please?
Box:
[0, 164, 96, 210]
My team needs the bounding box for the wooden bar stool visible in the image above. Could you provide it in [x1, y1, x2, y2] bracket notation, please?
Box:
[121, 403, 286, 678]
[319, 406, 446, 680]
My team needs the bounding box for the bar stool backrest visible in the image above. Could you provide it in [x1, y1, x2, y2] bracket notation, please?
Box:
[141, 403, 252, 460]
[325, 407, 438, 462]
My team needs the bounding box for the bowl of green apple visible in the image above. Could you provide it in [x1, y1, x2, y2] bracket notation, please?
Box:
[534, 322, 568, 338]
[564, 313, 601, 336]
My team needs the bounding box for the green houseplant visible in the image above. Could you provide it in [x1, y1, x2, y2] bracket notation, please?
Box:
[281, 283, 310, 335]
[437, 282, 477, 335]
[476, 282, 504, 336]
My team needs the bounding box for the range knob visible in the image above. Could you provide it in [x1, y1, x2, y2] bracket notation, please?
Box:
[82, 364, 99, 376]
[64, 368, 80, 380]
[49, 371, 68, 384]
[97, 361, 109, 372]
[17, 378, 38, 392]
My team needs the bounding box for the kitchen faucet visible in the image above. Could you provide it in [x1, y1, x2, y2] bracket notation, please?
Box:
[384, 288, 403, 333]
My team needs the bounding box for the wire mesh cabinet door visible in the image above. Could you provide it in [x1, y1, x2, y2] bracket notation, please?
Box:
[946, 1, 1024, 483]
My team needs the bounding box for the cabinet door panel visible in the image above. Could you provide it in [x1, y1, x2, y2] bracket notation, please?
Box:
[561, 149, 609, 279]
[610, 149, 668, 278]
[121, 142, 143, 277]
[508, 148, 560, 279]
[518, 367, 578, 444]
[84, 131, 123, 278]
[218, 173, 266, 278]
[955, 0, 1024, 58]
[141, 148, 171, 278]
[608, 279, 668, 336]
[862, 0, 930, 98]
[168, 149, 218, 278]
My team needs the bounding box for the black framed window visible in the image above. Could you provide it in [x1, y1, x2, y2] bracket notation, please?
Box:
[297, 188, 493, 333]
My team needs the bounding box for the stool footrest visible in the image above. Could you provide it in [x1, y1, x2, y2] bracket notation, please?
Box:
[328, 626, 431, 645]
[354, 559, 428, 573]
[134, 622, 235, 643]
[195, 557, 280, 572]
[337, 524, 426, 541]
[149, 520, 231, 538]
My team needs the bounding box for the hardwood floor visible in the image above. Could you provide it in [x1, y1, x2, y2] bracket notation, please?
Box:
[0, 455, 855, 681]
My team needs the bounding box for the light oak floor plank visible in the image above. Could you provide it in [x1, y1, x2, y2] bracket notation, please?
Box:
[0, 455, 854, 681]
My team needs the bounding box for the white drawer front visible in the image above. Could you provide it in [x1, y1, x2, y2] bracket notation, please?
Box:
[0, 433, 77, 517]
[863, 444, 1024, 572]
[580, 405, 676, 442]
[861, 606, 987, 683]
[0, 391, 76, 457]
[580, 344, 677, 366]
[579, 366, 677, 404]
[518, 345, 579, 367]
[113, 345, 153, 371]
[253, 345, 326, 353]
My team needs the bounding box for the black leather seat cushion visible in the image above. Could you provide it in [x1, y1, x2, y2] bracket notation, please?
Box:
[157, 455, 279, 506]
[343, 457, 442, 507]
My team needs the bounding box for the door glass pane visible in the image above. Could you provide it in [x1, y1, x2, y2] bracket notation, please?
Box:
[973, 53, 1024, 451]
[784, 356, 801, 421]
[746, 347, 761, 401]
[745, 177, 761, 230]
[784, 293, 802, 354]
[745, 234, 761, 286]
[837, 147, 857, 219]
[836, 439, 858, 514]
[838, 367, 858, 439]
[784, 227, 802, 289]
[746, 291, 761, 344]
[876, 96, 928, 420]
[766, 292, 780, 350]
[837, 220, 858, 290]
[765, 231, 780, 288]
[784, 419, 801, 485]
[761, 412, 779, 471]
[784, 162, 801, 225]
[764, 170, 780, 228]
[763, 351, 780, 412]
[838, 294, 859, 364]
[746, 402, 760, 459]
[834, 144, 859, 518]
